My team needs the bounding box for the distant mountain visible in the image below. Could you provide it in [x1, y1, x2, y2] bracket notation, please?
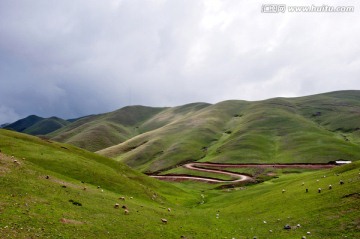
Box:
[0, 123, 10, 128]
[4, 115, 44, 132]
[48, 105, 211, 152]
[4, 115, 70, 135]
[4, 90, 360, 173]
[97, 90, 360, 173]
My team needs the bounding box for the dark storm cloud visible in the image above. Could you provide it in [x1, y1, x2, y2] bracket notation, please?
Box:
[0, 0, 359, 124]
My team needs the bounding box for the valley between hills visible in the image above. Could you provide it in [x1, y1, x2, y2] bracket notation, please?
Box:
[1, 90, 359, 238]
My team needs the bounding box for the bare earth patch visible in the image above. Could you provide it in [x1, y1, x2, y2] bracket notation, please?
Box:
[60, 218, 84, 224]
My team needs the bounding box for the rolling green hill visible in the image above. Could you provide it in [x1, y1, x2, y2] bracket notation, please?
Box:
[5, 91, 360, 174]
[5, 115, 44, 132]
[48, 103, 210, 152]
[0, 129, 359, 238]
[97, 91, 360, 173]
[48, 106, 167, 152]
[4, 115, 70, 135]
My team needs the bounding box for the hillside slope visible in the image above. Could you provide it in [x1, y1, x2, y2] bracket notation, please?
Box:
[4, 115, 71, 135]
[98, 91, 360, 173]
[4, 115, 44, 132]
[49, 103, 210, 152]
[0, 129, 359, 238]
[48, 106, 167, 152]
[0, 129, 197, 238]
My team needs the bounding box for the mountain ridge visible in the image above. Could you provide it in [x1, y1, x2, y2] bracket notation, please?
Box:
[4, 90, 360, 173]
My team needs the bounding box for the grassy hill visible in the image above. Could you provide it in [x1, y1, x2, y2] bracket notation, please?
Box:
[5, 91, 359, 174]
[0, 129, 359, 238]
[97, 91, 360, 173]
[4, 115, 70, 135]
[49, 104, 210, 152]
[48, 105, 168, 152]
[4, 115, 44, 132]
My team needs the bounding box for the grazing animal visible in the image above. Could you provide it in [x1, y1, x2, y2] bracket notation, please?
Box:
[282, 189, 286, 193]
[284, 224, 291, 230]
[45, 175, 50, 179]
[161, 218, 168, 224]
[305, 188, 308, 193]
[114, 203, 120, 209]
[122, 205, 127, 209]
[318, 188, 322, 193]
[340, 180, 344, 185]
[168, 208, 171, 212]
[119, 196, 125, 200]
[328, 185, 332, 190]
[124, 209, 129, 215]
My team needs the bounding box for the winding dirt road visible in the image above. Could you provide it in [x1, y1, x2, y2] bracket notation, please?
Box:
[150, 162, 335, 183]
[151, 163, 252, 183]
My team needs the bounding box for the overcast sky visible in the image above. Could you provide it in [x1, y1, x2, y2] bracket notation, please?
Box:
[1, 0, 359, 124]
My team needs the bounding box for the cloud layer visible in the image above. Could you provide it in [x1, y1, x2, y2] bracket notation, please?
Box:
[1, 0, 359, 123]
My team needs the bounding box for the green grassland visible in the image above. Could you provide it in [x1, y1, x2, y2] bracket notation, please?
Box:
[48, 103, 212, 152]
[48, 106, 167, 152]
[96, 91, 360, 173]
[1, 129, 359, 238]
[4, 115, 70, 135]
[5, 91, 360, 174]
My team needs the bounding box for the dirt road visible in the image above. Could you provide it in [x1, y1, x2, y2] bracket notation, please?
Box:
[152, 162, 252, 183]
[150, 162, 335, 183]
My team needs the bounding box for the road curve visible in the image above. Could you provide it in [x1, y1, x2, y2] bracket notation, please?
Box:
[150, 162, 252, 183]
[150, 162, 336, 183]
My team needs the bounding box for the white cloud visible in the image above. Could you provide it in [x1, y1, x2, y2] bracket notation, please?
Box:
[0, 105, 19, 124]
[0, 0, 359, 123]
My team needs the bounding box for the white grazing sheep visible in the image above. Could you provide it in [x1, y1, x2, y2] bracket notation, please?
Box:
[114, 203, 120, 209]
[119, 196, 125, 200]
[124, 209, 129, 215]
[168, 208, 171, 212]
[161, 218, 168, 224]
